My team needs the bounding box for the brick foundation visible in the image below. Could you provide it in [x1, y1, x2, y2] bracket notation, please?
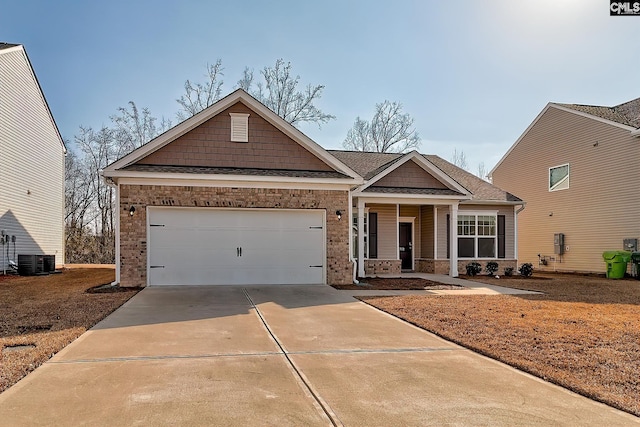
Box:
[363, 259, 402, 276]
[119, 185, 351, 287]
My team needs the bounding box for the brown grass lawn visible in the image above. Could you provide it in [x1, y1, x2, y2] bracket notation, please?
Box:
[0, 269, 139, 393]
[360, 274, 640, 417]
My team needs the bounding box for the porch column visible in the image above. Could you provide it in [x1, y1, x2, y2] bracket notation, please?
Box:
[113, 182, 121, 285]
[449, 202, 459, 277]
[357, 198, 366, 277]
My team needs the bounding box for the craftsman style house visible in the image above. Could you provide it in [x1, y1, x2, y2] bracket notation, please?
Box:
[103, 90, 523, 286]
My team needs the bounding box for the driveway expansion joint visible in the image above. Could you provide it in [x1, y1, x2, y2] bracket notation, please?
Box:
[242, 288, 343, 427]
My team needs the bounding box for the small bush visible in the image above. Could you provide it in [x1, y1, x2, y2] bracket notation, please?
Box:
[504, 267, 514, 276]
[519, 263, 534, 277]
[466, 262, 482, 276]
[485, 261, 499, 275]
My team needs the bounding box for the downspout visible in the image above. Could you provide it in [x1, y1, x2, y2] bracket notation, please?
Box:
[348, 190, 359, 284]
[514, 202, 526, 261]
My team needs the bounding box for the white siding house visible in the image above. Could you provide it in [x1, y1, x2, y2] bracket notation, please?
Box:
[0, 43, 66, 271]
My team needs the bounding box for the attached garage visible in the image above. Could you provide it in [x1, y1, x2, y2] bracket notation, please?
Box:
[147, 207, 326, 286]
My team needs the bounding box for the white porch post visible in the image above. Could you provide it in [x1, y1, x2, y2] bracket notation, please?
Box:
[113, 182, 121, 285]
[357, 198, 366, 277]
[449, 203, 459, 277]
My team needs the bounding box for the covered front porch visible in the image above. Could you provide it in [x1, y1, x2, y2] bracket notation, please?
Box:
[352, 197, 518, 278]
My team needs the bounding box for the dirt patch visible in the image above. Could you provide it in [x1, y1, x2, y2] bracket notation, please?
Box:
[86, 283, 144, 293]
[360, 273, 640, 417]
[0, 269, 138, 393]
[332, 277, 466, 291]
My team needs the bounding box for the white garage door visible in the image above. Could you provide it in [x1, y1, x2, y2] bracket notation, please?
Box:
[147, 208, 325, 285]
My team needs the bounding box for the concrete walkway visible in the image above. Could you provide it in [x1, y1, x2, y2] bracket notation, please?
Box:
[345, 272, 542, 297]
[0, 285, 637, 426]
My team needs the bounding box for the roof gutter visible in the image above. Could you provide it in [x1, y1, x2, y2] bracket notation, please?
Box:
[631, 128, 640, 137]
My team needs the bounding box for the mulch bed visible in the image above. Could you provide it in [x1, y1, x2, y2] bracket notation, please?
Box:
[332, 277, 466, 290]
[360, 273, 640, 417]
[0, 269, 138, 393]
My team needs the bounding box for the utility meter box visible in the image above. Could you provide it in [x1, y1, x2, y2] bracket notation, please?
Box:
[554, 233, 565, 255]
[623, 238, 638, 252]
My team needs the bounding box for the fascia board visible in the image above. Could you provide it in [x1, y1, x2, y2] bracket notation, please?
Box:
[110, 176, 354, 191]
[353, 195, 470, 205]
[101, 169, 357, 187]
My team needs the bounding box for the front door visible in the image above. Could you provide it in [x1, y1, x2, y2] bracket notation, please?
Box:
[399, 222, 412, 270]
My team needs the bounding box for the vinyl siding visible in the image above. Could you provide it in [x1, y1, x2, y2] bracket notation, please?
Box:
[420, 206, 434, 258]
[368, 204, 397, 259]
[492, 106, 640, 273]
[0, 47, 65, 270]
[373, 160, 448, 189]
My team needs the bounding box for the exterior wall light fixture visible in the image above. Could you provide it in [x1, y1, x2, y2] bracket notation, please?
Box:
[336, 210, 343, 220]
[129, 206, 136, 216]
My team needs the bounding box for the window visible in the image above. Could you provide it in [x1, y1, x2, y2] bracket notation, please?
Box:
[457, 213, 497, 258]
[229, 113, 249, 142]
[352, 210, 374, 258]
[549, 164, 569, 191]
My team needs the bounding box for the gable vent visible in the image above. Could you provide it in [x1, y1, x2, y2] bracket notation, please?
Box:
[230, 113, 249, 142]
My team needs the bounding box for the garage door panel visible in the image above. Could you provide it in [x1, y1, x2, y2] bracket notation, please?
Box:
[148, 208, 325, 286]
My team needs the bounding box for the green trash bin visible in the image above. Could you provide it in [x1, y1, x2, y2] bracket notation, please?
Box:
[602, 250, 631, 279]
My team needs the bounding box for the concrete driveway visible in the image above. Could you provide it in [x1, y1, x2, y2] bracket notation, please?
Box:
[0, 285, 637, 426]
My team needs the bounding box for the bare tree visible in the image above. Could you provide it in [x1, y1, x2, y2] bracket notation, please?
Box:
[343, 100, 420, 153]
[238, 59, 335, 128]
[477, 162, 488, 180]
[111, 101, 164, 153]
[176, 59, 224, 120]
[451, 149, 468, 170]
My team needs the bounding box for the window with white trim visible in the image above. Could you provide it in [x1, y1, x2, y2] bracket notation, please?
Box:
[457, 214, 497, 258]
[230, 113, 249, 142]
[352, 209, 369, 258]
[549, 164, 569, 191]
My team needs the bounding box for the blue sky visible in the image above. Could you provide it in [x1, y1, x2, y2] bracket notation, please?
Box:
[2, 0, 638, 173]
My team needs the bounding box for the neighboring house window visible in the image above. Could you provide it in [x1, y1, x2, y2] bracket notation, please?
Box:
[549, 164, 569, 191]
[229, 113, 249, 142]
[457, 214, 497, 258]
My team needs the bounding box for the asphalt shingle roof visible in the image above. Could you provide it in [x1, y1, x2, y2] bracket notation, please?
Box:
[557, 97, 640, 129]
[330, 150, 522, 203]
[124, 164, 351, 179]
[0, 42, 20, 50]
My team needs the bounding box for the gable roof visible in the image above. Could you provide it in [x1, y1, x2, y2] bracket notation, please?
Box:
[103, 89, 361, 182]
[490, 98, 640, 178]
[0, 43, 66, 153]
[329, 150, 521, 203]
[556, 97, 640, 129]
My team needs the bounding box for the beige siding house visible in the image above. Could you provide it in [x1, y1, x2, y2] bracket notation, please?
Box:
[0, 43, 66, 271]
[103, 89, 523, 287]
[490, 98, 640, 273]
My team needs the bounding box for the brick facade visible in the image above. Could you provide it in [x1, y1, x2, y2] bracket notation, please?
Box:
[119, 184, 352, 287]
[363, 259, 402, 276]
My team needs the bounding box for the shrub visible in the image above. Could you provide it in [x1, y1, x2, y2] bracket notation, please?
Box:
[485, 261, 499, 275]
[466, 262, 482, 276]
[504, 267, 514, 276]
[519, 263, 534, 277]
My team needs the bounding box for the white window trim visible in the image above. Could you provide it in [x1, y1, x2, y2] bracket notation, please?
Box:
[549, 163, 569, 192]
[230, 113, 249, 142]
[457, 211, 498, 259]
